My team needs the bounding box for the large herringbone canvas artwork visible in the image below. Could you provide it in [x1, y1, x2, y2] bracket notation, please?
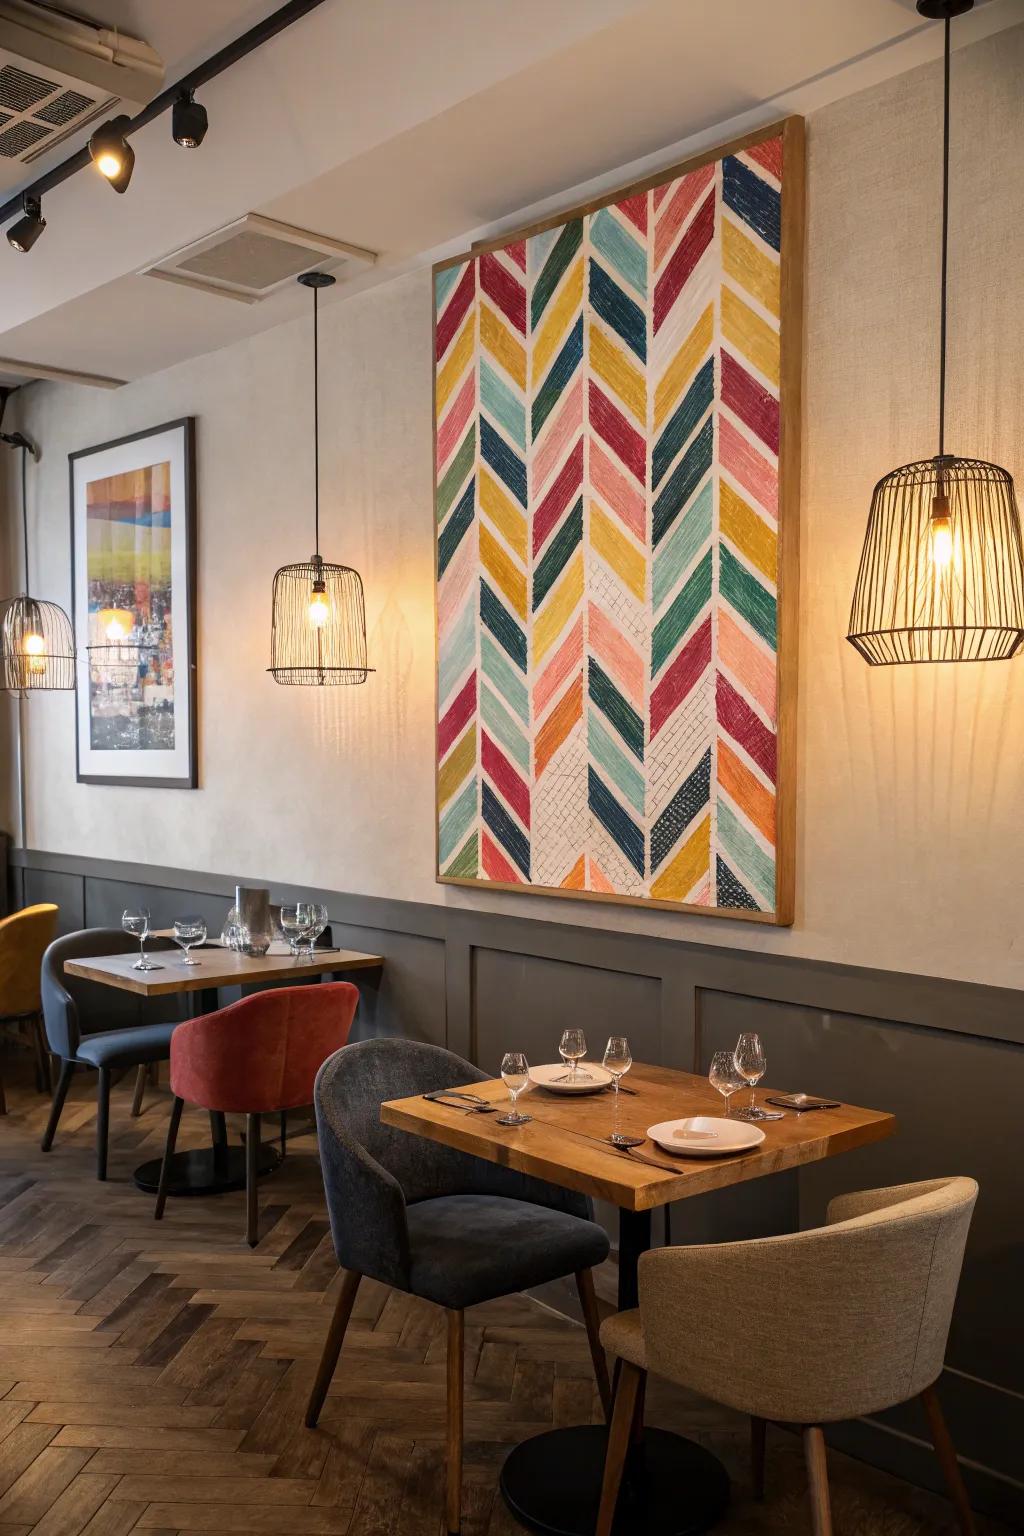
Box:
[434, 118, 803, 923]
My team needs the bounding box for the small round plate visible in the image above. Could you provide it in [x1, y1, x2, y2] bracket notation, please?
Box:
[646, 1115, 765, 1157]
[528, 1062, 612, 1095]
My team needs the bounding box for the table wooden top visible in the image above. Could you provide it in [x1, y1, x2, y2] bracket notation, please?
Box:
[382, 1062, 896, 1213]
[63, 945, 383, 997]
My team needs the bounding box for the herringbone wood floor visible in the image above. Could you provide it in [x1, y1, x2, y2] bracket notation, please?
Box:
[0, 1056, 1003, 1536]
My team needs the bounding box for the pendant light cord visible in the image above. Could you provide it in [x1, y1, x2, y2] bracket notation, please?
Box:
[313, 284, 320, 559]
[21, 445, 29, 595]
[938, 14, 951, 458]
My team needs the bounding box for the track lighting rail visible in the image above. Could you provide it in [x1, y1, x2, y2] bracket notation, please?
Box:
[0, 0, 328, 230]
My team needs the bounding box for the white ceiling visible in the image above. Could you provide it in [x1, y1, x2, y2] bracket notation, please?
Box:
[0, 0, 1020, 386]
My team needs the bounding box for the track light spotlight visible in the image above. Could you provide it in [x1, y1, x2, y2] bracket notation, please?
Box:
[172, 89, 208, 148]
[88, 117, 135, 193]
[6, 194, 45, 253]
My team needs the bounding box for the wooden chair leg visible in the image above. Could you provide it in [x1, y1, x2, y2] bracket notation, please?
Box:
[595, 1360, 644, 1536]
[803, 1426, 833, 1536]
[155, 1097, 184, 1220]
[245, 1112, 260, 1247]
[446, 1308, 464, 1536]
[304, 1268, 362, 1427]
[575, 1267, 612, 1420]
[130, 1064, 148, 1118]
[751, 1415, 767, 1499]
[921, 1383, 976, 1536]
[96, 1067, 111, 1181]
[41, 1059, 74, 1150]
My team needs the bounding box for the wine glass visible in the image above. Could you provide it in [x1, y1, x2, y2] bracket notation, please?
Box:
[306, 902, 329, 955]
[122, 908, 162, 972]
[280, 903, 311, 955]
[709, 1050, 745, 1117]
[558, 1028, 591, 1084]
[732, 1033, 782, 1121]
[498, 1052, 531, 1126]
[603, 1037, 632, 1095]
[173, 915, 206, 966]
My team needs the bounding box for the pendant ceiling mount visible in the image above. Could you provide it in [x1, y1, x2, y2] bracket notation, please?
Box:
[847, 0, 1024, 665]
[268, 270, 372, 686]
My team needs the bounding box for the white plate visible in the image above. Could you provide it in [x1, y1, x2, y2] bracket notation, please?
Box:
[528, 1063, 612, 1095]
[646, 1116, 765, 1157]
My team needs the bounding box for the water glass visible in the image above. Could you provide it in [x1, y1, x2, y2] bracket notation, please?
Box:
[498, 1051, 531, 1126]
[306, 902, 329, 955]
[709, 1050, 745, 1117]
[558, 1027, 591, 1083]
[122, 908, 162, 972]
[173, 915, 207, 966]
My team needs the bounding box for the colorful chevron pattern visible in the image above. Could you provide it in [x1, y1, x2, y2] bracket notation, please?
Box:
[435, 131, 788, 916]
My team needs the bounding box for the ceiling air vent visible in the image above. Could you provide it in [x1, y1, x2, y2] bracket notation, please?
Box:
[139, 214, 377, 304]
[0, 3, 162, 170]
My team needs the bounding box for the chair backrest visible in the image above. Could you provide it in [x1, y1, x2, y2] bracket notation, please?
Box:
[169, 981, 359, 1114]
[636, 1176, 978, 1424]
[0, 903, 58, 1017]
[314, 1037, 590, 1290]
[40, 928, 177, 1058]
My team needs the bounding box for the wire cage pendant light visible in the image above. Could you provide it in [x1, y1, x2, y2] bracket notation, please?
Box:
[268, 271, 372, 686]
[847, 0, 1024, 665]
[0, 440, 76, 692]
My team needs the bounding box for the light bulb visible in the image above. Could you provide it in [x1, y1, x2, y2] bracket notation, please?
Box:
[96, 151, 122, 179]
[106, 617, 126, 640]
[23, 632, 45, 656]
[308, 589, 330, 627]
[930, 512, 954, 570]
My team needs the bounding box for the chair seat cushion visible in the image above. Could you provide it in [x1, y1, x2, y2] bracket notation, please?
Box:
[406, 1194, 610, 1309]
[75, 1023, 177, 1070]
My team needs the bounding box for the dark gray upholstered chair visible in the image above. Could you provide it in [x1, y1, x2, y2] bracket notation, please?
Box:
[41, 928, 183, 1179]
[307, 1038, 612, 1535]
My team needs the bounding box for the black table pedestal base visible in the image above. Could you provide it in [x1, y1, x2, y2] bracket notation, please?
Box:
[500, 1424, 729, 1536]
[133, 1145, 281, 1196]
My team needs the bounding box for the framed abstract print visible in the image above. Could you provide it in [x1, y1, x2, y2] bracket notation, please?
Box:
[434, 118, 803, 923]
[70, 418, 197, 788]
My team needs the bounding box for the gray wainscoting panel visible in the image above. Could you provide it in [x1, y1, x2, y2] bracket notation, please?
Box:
[23, 867, 85, 933]
[470, 946, 661, 1074]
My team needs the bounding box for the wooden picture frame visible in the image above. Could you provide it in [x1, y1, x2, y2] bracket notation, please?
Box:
[70, 417, 198, 789]
[433, 116, 804, 925]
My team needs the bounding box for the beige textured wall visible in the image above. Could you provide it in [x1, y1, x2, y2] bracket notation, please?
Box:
[3, 25, 1023, 986]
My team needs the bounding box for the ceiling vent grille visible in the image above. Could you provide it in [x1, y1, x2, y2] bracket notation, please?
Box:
[140, 214, 377, 304]
[0, 53, 109, 159]
[0, 3, 162, 170]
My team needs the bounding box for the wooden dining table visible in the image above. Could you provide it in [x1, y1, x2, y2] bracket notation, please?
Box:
[65, 941, 383, 1197]
[383, 1061, 895, 1536]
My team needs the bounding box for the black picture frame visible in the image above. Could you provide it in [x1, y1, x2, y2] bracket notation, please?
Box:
[69, 417, 198, 788]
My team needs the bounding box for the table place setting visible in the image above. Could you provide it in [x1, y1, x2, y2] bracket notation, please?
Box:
[414, 1030, 846, 1171]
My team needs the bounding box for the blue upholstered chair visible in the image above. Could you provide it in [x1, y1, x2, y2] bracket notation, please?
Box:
[306, 1038, 612, 1536]
[41, 928, 183, 1179]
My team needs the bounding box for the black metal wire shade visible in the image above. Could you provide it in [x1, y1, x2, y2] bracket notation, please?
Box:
[848, 456, 1024, 664]
[268, 555, 371, 685]
[848, 0, 1024, 666]
[1, 595, 76, 692]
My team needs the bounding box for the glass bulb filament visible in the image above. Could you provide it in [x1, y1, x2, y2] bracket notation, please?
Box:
[930, 512, 954, 569]
[308, 585, 330, 627]
[22, 631, 46, 672]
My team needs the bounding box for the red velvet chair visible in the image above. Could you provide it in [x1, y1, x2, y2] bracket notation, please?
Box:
[155, 982, 359, 1245]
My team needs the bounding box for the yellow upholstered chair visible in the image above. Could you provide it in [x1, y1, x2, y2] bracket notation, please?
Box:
[596, 1177, 979, 1536]
[0, 902, 59, 1112]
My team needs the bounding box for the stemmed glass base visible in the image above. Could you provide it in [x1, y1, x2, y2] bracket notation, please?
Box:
[132, 958, 164, 972]
[497, 1111, 531, 1126]
[179, 955, 200, 966]
[734, 1103, 783, 1122]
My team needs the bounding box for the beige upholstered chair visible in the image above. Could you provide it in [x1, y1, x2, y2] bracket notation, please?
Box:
[596, 1177, 978, 1536]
